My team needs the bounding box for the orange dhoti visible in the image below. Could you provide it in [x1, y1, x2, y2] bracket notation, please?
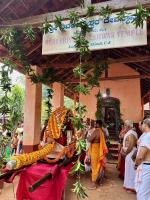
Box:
[89, 128, 108, 182]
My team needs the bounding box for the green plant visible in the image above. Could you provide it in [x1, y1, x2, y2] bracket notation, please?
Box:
[0, 135, 10, 169]
[133, 3, 150, 28]
[0, 60, 14, 131]
[0, 28, 31, 74]
[88, 62, 108, 88]
[23, 24, 36, 41]
[73, 65, 86, 78]
[45, 88, 53, 118]
[70, 159, 85, 175]
[72, 181, 88, 199]
[99, 5, 112, 19]
[95, 91, 104, 121]
[40, 18, 53, 34]
[29, 68, 59, 84]
[86, 5, 96, 17]
[76, 103, 87, 118]
[76, 139, 86, 155]
[9, 85, 24, 131]
[74, 84, 89, 95]
[116, 8, 130, 22]
[77, 20, 92, 36]
[73, 32, 90, 58]
[70, 97, 87, 198]
[54, 16, 65, 32]
[69, 11, 79, 25]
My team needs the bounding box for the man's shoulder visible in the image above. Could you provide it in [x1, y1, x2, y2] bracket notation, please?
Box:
[142, 133, 150, 140]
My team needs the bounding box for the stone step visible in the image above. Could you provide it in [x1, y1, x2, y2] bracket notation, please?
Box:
[109, 143, 119, 149]
[109, 147, 118, 154]
[110, 153, 118, 160]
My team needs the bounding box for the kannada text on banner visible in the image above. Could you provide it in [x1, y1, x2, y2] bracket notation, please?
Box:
[42, 10, 147, 55]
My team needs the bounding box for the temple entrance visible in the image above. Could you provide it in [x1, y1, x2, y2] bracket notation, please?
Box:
[102, 96, 121, 141]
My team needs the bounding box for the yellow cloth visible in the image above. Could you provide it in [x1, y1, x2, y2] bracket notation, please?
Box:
[89, 128, 108, 182]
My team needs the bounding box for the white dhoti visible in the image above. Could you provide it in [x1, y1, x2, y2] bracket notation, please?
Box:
[135, 132, 150, 200]
[124, 147, 137, 190]
[135, 163, 150, 200]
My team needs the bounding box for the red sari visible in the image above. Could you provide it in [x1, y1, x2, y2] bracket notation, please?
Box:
[118, 128, 125, 179]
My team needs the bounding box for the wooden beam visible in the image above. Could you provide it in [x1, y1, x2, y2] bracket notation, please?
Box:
[21, 0, 29, 11]
[0, 0, 15, 14]
[108, 55, 150, 64]
[67, 74, 150, 83]
[27, 43, 42, 56]
[1, 0, 150, 27]
[40, 55, 150, 69]
[23, 0, 49, 17]
[100, 74, 150, 81]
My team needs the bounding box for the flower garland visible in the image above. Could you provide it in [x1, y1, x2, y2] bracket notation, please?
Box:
[11, 141, 55, 169]
[45, 107, 73, 139]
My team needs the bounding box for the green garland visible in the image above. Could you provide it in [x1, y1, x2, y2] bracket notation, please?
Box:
[99, 5, 112, 19]
[45, 88, 53, 118]
[95, 90, 104, 122]
[86, 5, 96, 17]
[0, 60, 14, 131]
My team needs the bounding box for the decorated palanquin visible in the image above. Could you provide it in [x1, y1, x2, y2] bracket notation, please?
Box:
[6, 107, 76, 170]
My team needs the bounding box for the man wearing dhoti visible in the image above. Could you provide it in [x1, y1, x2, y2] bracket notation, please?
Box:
[87, 120, 108, 189]
[121, 120, 138, 192]
[135, 118, 150, 200]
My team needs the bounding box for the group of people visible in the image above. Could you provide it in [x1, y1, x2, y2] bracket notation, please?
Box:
[11, 131, 23, 155]
[118, 118, 150, 200]
[2, 123, 24, 156]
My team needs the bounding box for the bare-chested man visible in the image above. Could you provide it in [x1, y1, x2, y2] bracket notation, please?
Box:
[135, 118, 150, 200]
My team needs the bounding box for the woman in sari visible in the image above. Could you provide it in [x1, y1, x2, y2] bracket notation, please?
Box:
[87, 120, 108, 189]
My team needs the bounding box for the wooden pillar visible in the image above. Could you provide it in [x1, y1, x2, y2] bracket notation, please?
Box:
[23, 66, 42, 153]
[141, 98, 144, 119]
[52, 82, 64, 111]
[74, 94, 77, 115]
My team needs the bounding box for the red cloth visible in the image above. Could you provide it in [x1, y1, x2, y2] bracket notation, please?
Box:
[119, 156, 125, 179]
[16, 163, 72, 200]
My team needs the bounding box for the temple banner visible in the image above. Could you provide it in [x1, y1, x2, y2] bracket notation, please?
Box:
[42, 10, 147, 55]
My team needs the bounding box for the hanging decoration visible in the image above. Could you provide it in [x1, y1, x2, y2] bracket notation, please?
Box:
[0, 60, 14, 131]
[95, 90, 104, 121]
[45, 88, 53, 119]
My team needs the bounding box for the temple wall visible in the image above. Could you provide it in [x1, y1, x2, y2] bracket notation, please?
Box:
[80, 63, 142, 123]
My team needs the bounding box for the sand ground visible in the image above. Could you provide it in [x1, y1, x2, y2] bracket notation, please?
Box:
[0, 164, 136, 200]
